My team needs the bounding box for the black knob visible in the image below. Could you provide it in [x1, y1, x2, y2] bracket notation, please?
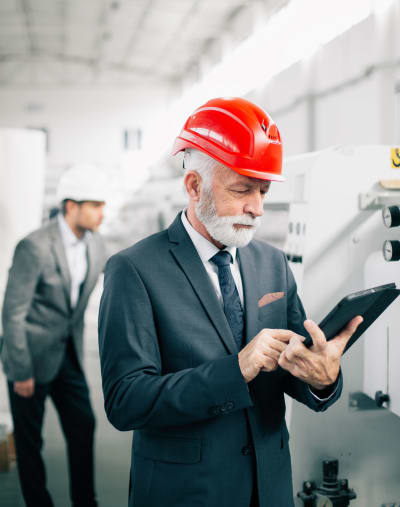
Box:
[375, 391, 390, 407]
[322, 458, 340, 491]
[303, 481, 315, 495]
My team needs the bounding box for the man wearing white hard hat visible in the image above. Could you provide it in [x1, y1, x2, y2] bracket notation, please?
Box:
[1, 164, 108, 507]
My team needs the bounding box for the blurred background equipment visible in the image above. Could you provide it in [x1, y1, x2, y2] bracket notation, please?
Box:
[297, 458, 356, 507]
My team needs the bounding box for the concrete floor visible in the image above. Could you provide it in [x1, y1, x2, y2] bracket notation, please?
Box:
[0, 280, 133, 507]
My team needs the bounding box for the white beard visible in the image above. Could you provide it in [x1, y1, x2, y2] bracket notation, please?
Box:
[195, 188, 261, 247]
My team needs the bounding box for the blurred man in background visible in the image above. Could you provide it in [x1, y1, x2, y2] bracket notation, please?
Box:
[1, 164, 108, 507]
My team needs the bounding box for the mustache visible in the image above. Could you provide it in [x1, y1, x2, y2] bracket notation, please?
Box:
[214, 214, 261, 227]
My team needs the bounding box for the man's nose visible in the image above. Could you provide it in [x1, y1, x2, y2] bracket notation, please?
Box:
[243, 192, 264, 218]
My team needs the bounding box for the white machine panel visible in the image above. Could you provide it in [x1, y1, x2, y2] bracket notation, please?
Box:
[280, 145, 400, 421]
[363, 252, 400, 417]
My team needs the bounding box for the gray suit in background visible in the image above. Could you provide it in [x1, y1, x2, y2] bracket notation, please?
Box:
[2, 218, 105, 382]
[1, 217, 106, 507]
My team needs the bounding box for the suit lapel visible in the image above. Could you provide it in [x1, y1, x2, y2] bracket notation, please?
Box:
[238, 246, 259, 345]
[168, 215, 238, 355]
[49, 220, 72, 309]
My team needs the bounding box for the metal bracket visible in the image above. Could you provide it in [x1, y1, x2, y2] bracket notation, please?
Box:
[359, 192, 400, 210]
[349, 391, 387, 411]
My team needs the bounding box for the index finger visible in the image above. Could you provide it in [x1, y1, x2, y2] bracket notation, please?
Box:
[304, 319, 327, 351]
[263, 329, 294, 343]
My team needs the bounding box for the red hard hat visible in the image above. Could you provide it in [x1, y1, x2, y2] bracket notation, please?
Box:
[172, 97, 283, 182]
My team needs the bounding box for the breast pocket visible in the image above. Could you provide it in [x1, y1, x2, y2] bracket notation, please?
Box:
[258, 297, 287, 328]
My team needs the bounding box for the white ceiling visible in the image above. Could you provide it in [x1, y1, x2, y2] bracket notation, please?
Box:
[0, 0, 288, 87]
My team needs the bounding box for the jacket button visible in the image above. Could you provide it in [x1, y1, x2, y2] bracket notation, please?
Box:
[220, 401, 235, 413]
[208, 406, 220, 416]
[241, 445, 251, 456]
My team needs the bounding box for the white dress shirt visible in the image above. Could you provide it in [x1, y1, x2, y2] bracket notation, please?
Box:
[181, 210, 337, 401]
[181, 210, 244, 307]
[58, 214, 89, 309]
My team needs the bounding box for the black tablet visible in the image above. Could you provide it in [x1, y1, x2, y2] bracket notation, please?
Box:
[303, 283, 400, 352]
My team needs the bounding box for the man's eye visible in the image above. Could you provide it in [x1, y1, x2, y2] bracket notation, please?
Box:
[232, 189, 248, 194]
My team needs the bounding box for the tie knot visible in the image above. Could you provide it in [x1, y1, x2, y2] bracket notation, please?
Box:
[210, 250, 233, 267]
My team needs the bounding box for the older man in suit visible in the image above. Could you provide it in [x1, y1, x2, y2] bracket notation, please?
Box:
[98, 98, 362, 507]
[1, 164, 108, 507]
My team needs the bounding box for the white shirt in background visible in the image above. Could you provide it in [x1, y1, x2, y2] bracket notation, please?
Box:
[57, 214, 89, 309]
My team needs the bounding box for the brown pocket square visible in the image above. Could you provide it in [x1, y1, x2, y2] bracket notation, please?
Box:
[258, 292, 285, 308]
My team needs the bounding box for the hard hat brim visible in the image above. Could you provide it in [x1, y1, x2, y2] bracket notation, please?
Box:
[230, 166, 285, 182]
[173, 138, 285, 182]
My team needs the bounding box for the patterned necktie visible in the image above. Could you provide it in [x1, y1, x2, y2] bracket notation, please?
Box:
[210, 251, 245, 350]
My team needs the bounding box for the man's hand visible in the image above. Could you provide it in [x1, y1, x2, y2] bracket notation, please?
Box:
[278, 316, 363, 390]
[238, 329, 293, 383]
[14, 378, 35, 398]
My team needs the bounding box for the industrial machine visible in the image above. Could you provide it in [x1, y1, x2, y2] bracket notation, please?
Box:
[262, 145, 400, 422]
[297, 458, 356, 507]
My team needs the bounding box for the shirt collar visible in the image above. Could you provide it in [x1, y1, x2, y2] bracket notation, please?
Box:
[57, 213, 89, 247]
[181, 210, 237, 264]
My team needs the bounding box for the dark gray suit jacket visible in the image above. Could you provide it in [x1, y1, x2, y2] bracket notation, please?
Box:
[1, 218, 106, 383]
[98, 213, 342, 507]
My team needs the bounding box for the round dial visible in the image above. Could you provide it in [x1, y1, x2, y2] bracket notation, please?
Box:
[383, 207, 392, 228]
[382, 206, 400, 228]
[383, 240, 400, 261]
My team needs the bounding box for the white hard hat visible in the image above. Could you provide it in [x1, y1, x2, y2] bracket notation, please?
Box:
[56, 163, 108, 203]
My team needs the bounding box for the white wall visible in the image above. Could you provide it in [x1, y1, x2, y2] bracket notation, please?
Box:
[250, 5, 400, 156]
[0, 84, 172, 199]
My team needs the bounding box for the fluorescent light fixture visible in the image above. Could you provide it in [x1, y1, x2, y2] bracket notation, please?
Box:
[142, 0, 383, 167]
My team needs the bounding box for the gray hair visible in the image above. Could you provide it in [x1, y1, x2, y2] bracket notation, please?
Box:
[183, 148, 218, 190]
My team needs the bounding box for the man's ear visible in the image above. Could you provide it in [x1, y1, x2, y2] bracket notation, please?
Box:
[184, 171, 201, 201]
[65, 199, 73, 215]
[65, 199, 78, 216]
